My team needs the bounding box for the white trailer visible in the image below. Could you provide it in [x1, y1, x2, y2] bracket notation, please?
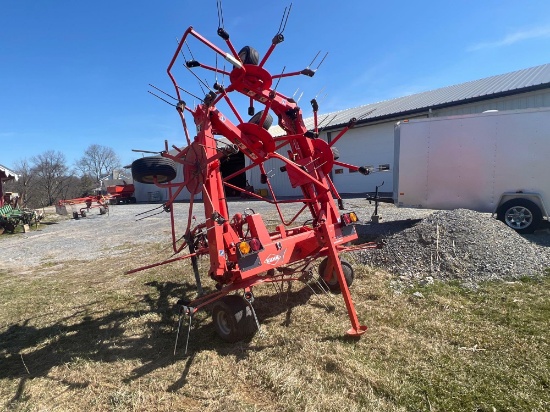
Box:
[393, 107, 550, 233]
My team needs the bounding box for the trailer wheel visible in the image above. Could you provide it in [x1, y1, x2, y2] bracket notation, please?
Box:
[131, 157, 177, 184]
[212, 295, 256, 343]
[130, 197, 137, 204]
[318, 257, 354, 292]
[497, 198, 542, 234]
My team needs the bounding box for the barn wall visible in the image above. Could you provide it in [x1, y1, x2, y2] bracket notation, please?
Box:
[329, 123, 396, 194]
[434, 89, 550, 117]
[330, 88, 550, 194]
[134, 89, 550, 200]
[134, 160, 203, 202]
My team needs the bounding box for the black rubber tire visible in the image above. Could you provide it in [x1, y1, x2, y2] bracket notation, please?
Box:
[318, 257, 354, 292]
[131, 157, 177, 184]
[72, 212, 79, 220]
[129, 197, 137, 204]
[212, 295, 256, 343]
[497, 198, 542, 234]
[238, 45, 259, 65]
[99, 207, 107, 215]
[80, 211, 87, 217]
[248, 110, 273, 130]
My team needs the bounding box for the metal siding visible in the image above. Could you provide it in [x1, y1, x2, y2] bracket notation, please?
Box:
[434, 89, 550, 117]
[425, 116, 498, 210]
[492, 111, 548, 202]
[331, 123, 395, 194]
[396, 108, 550, 212]
[246, 156, 303, 198]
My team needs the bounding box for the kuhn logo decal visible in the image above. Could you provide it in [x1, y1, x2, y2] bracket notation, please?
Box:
[264, 249, 287, 265]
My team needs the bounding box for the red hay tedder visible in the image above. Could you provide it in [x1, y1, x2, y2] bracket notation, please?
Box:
[129, 5, 381, 350]
[56, 184, 135, 217]
[56, 195, 109, 219]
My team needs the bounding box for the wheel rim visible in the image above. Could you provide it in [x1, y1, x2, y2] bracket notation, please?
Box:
[326, 269, 338, 286]
[215, 311, 231, 336]
[321, 260, 353, 288]
[327, 269, 351, 285]
[505, 206, 533, 229]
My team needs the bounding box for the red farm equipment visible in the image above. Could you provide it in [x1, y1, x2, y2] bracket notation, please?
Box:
[106, 183, 137, 204]
[56, 195, 109, 219]
[129, 5, 381, 350]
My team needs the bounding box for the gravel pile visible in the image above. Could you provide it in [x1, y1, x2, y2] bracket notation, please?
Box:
[357, 208, 550, 284]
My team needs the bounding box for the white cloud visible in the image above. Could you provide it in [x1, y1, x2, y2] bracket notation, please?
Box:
[468, 26, 550, 51]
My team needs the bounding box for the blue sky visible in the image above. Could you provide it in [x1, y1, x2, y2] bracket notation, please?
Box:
[1, 0, 549, 170]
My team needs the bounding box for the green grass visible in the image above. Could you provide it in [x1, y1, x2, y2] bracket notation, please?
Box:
[362, 276, 550, 411]
[0, 244, 548, 411]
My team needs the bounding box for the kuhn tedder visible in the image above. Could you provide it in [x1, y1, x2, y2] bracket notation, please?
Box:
[129, 4, 380, 349]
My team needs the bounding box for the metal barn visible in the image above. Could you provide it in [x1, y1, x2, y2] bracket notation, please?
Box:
[134, 63, 550, 201]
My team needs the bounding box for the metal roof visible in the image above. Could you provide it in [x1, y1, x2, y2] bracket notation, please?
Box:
[270, 63, 550, 135]
[0, 164, 18, 182]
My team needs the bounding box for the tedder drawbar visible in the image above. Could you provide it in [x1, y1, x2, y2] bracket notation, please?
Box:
[128, 5, 381, 351]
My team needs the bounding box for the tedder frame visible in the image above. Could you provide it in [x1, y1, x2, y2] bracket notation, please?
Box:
[129, 9, 380, 349]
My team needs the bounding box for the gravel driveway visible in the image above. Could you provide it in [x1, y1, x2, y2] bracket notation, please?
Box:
[1, 198, 549, 285]
[0, 198, 366, 268]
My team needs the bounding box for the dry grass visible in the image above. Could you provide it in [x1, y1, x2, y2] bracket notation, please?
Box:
[1, 241, 549, 411]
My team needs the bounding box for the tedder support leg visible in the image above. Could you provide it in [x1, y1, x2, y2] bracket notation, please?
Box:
[320, 223, 367, 337]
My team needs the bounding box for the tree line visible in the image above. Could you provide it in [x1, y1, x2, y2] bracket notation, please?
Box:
[5, 144, 121, 209]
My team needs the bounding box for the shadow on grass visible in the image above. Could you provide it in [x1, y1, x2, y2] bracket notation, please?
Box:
[126, 279, 322, 383]
[1, 277, 327, 404]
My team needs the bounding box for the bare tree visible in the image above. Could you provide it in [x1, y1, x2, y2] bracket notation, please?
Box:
[76, 144, 121, 183]
[76, 174, 97, 196]
[60, 175, 89, 200]
[31, 150, 69, 207]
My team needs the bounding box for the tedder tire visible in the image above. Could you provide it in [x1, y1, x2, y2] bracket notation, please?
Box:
[318, 257, 354, 292]
[212, 295, 256, 343]
[80, 211, 87, 217]
[131, 157, 177, 184]
[238, 45, 259, 65]
[497, 198, 542, 234]
[248, 110, 273, 130]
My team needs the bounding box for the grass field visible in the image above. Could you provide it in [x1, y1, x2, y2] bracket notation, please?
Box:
[1, 239, 549, 411]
